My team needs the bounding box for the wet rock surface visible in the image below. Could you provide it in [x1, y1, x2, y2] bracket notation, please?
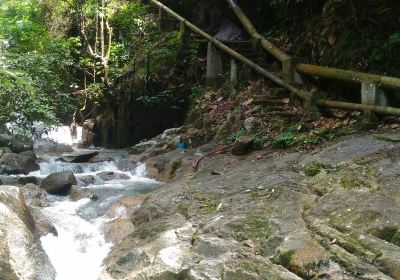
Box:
[0, 186, 56, 280]
[102, 133, 400, 280]
[0, 151, 39, 175]
[97, 171, 130, 181]
[41, 171, 78, 195]
[60, 150, 99, 163]
[0, 134, 33, 153]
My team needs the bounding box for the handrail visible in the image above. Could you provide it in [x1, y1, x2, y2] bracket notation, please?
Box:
[149, 0, 310, 100]
[296, 64, 400, 89]
[227, 0, 400, 90]
[149, 0, 400, 117]
[226, 0, 290, 63]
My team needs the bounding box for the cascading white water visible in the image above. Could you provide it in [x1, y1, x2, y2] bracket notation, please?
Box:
[40, 199, 111, 280]
[43, 126, 83, 146]
[36, 127, 159, 280]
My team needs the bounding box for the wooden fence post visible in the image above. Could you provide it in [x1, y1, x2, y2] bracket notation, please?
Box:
[206, 42, 223, 87]
[230, 59, 238, 85]
[361, 82, 388, 123]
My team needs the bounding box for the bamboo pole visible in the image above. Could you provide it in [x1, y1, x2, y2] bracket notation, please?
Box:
[297, 64, 400, 89]
[149, 0, 309, 100]
[316, 99, 400, 116]
[226, 0, 290, 63]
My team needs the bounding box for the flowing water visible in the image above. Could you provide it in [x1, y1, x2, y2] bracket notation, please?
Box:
[28, 126, 160, 280]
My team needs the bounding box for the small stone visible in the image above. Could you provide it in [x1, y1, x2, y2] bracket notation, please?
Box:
[244, 117, 262, 133]
[97, 171, 130, 181]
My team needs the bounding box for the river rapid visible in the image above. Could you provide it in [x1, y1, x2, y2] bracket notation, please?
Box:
[27, 127, 159, 280]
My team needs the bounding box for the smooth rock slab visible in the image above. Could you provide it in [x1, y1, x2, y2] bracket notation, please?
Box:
[0, 186, 56, 280]
[300, 135, 397, 167]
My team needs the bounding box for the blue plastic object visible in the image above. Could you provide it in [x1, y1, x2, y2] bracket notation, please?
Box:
[178, 143, 185, 149]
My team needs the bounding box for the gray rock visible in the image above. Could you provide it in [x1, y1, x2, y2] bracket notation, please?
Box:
[60, 150, 99, 163]
[41, 171, 77, 195]
[0, 134, 33, 153]
[97, 171, 130, 181]
[21, 183, 48, 207]
[231, 136, 254, 155]
[0, 186, 56, 279]
[0, 147, 12, 158]
[300, 135, 396, 167]
[79, 175, 95, 185]
[69, 185, 99, 202]
[88, 154, 113, 163]
[244, 117, 262, 133]
[81, 119, 95, 147]
[0, 151, 39, 175]
[127, 141, 158, 155]
[18, 176, 38, 185]
[34, 140, 73, 156]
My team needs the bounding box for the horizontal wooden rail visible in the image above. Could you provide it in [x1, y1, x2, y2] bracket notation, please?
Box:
[227, 0, 400, 90]
[297, 64, 400, 89]
[317, 99, 400, 116]
[151, 0, 400, 119]
[149, 0, 310, 100]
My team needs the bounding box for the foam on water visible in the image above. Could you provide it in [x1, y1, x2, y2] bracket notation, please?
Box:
[40, 199, 112, 280]
[43, 126, 83, 146]
[36, 126, 160, 279]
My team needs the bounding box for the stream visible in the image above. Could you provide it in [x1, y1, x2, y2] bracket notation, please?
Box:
[26, 127, 159, 280]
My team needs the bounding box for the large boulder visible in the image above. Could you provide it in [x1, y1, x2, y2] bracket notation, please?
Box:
[0, 151, 39, 175]
[0, 134, 33, 153]
[41, 171, 77, 195]
[0, 186, 56, 279]
[60, 150, 99, 163]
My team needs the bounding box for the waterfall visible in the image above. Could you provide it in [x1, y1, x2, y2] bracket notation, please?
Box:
[36, 126, 159, 280]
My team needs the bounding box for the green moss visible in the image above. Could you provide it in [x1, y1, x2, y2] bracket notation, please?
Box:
[231, 216, 271, 255]
[304, 162, 325, 177]
[250, 191, 259, 198]
[194, 192, 219, 212]
[278, 250, 295, 267]
[340, 176, 371, 190]
[176, 203, 189, 218]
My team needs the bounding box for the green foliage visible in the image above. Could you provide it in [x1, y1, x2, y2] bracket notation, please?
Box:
[227, 129, 247, 144]
[0, 66, 57, 134]
[0, 0, 79, 132]
[270, 132, 296, 148]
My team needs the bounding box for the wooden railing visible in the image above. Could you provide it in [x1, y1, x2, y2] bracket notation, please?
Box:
[226, 0, 400, 119]
[149, 0, 400, 119]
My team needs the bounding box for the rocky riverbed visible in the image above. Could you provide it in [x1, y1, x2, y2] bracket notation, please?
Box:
[1, 128, 400, 280]
[101, 130, 400, 280]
